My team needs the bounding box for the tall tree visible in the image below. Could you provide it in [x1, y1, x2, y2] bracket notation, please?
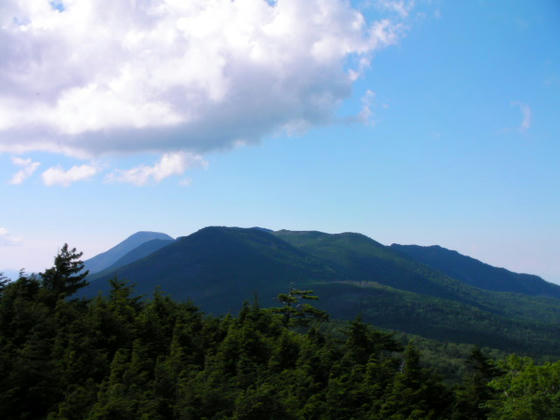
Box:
[41, 244, 89, 298]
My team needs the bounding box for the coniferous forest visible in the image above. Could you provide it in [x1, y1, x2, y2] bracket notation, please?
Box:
[1, 246, 560, 419]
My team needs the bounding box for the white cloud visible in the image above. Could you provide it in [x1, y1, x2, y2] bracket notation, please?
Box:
[0, 0, 406, 158]
[9, 156, 40, 184]
[42, 164, 98, 187]
[512, 101, 531, 131]
[106, 152, 206, 186]
[0, 227, 22, 246]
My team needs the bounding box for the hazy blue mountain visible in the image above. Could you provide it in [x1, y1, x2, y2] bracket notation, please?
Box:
[99, 238, 175, 273]
[83, 227, 560, 356]
[84, 231, 174, 274]
[390, 244, 560, 299]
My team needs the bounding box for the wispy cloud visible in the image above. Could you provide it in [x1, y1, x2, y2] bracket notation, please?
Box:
[359, 90, 377, 126]
[179, 177, 193, 187]
[0, 0, 406, 159]
[42, 164, 98, 187]
[511, 101, 531, 131]
[375, 0, 415, 18]
[106, 152, 206, 186]
[0, 227, 22, 246]
[9, 156, 40, 185]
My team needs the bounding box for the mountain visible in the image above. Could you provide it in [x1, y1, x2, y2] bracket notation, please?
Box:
[83, 227, 560, 357]
[85, 227, 338, 313]
[84, 231, 174, 274]
[390, 244, 560, 299]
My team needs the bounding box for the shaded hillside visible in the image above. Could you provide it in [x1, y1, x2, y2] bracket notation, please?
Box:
[84, 231, 174, 274]
[391, 244, 560, 299]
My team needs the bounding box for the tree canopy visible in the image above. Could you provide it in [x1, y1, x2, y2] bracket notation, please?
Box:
[0, 245, 558, 419]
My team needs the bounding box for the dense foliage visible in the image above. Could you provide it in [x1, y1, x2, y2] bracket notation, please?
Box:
[1, 246, 559, 419]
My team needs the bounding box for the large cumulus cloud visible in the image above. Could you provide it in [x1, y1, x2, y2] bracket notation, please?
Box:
[0, 0, 402, 158]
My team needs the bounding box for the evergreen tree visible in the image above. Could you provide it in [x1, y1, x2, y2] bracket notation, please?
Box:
[453, 346, 501, 420]
[41, 244, 89, 298]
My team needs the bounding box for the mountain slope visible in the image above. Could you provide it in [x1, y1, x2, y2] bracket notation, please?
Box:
[273, 230, 469, 302]
[390, 244, 560, 299]
[84, 231, 174, 274]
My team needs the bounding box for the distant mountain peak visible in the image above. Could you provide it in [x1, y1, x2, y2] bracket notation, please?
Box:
[125, 231, 174, 241]
[85, 231, 174, 274]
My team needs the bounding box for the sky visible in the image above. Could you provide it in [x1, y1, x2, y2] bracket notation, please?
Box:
[0, 0, 559, 283]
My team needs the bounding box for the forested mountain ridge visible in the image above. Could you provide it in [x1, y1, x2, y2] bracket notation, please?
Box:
[84, 226, 560, 357]
[391, 243, 560, 298]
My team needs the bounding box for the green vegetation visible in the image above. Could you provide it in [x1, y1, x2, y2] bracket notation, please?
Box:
[86, 227, 560, 357]
[1, 246, 560, 419]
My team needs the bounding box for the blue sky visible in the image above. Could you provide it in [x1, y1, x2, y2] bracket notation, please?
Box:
[0, 0, 559, 283]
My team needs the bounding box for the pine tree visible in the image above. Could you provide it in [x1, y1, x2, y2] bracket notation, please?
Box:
[274, 288, 328, 327]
